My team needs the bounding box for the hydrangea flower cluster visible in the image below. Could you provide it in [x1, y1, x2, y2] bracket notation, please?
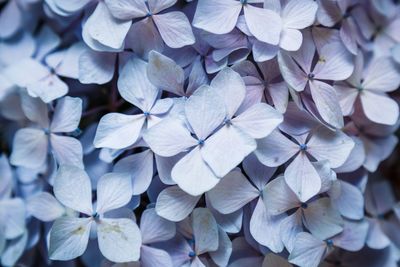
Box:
[1, 0, 400, 266]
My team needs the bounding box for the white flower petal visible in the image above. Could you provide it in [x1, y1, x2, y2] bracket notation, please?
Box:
[250, 198, 284, 253]
[232, 103, 283, 139]
[201, 125, 256, 178]
[192, 208, 219, 254]
[79, 50, 116, 84]
[114, 150, 154, 195]
[255, 129, 298, 167]
[309, 80, 344, 129]
[210, 68, 246, 118]
[303, 198, 344, 240]
[50, 134, 84, 168]
[284, 153, 322, 203]
[53, 165, 93, 215]
[10, 128, 48, 169]
[27, 192, 65, 222]
[96, 172, 132, 214]
[360, 91, 399, 125]
[84, 1, 131, 50]
[244, 5, 282, 45]
[307, 127, 355, 168]
[207, 170, 259, 214]
[51, 96, 82, 133]
[49, 217, 92, 261]
[118, 56, 159, 111]
[280, 28, 303, 51]
[153, 12, 195, 48]
[282, 0, 318, 29]
[288, 232, 327, 267]
[172, 146, 220, 196]
[97, 218, 142, 262]
[155, 186, 200, 222]
[148, 0, 176, 14]
[104, 0, 148, 20]
[0, 198, 25, 239]
[185, 85, 226, 140]
[140, 208, 176, 244]
[362, 57, 400, 92]
[143, 117, 198, 157]
[147, 50, 185, 96]
[192, 0, 242, 34]
[94, 113, 145, 149]
[27, 75, 68, 103]
[263, 176, 299, 215]
[333, 220, 368, 251]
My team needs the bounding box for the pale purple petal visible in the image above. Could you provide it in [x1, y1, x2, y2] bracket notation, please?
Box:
[153, 12, 195, 49]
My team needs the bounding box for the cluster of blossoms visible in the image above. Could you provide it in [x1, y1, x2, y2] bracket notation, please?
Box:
[1, 0, 400, 266]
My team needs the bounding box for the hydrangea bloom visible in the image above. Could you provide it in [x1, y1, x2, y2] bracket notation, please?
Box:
[10, 94, 83, 169]
[256, 127, 354, 201]
[94, 56, 172, 149]
[335, 51, 400, 125]
[49, 166, 141, 262]
[1, 0, 400, 266]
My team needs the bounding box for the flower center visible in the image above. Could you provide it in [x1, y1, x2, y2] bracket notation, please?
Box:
[301, 202, 308, 209]
[198, 139, 205, 146]
[326, 239, 334, 247]
[299, 144, 307, 151]
[308, 73, 315, 80]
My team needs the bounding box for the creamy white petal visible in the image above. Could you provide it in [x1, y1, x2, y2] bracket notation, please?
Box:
[302, 198, 344, 240]
[284, 153, 322, 202]
[97, 218, 142, 262]
[210, 68, 246, 118]
[50, 96, 82, 133]
[192, 208, 219, 254]
[143, 117, 198, 157]
[10, 128, 48, 169]
[53, 165, 93, 215]
[27, 192, 65, 222]
[155, 186, 200, 222]
[118, 56, 159, 111]
[114, 150, 154, 195]
[147, 50, 185, 96]
[50, 134, 84, 168]
[94, 113, 145, 149]
[140, 208, 176, 244]
[201, 125, 256, 178]
[84, 1, 131, 50]
[172, 146, 220, 196]
[263, 175, 300, 215]
[96, 172, 132, 214]
[0, 198, 25, 239]
[232, 103, 283, 139]
[307, 127, 355, 168]
[207, 170, 259, 214]
[49, 217, 92, 261]
[185, 85, 226, 140]
[244, 5, 282, 45]
[288, 232, 327, 267]
[192, 0, 242, 34]
[153, 12, 195, 48]
[255, 129, 298, 167]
